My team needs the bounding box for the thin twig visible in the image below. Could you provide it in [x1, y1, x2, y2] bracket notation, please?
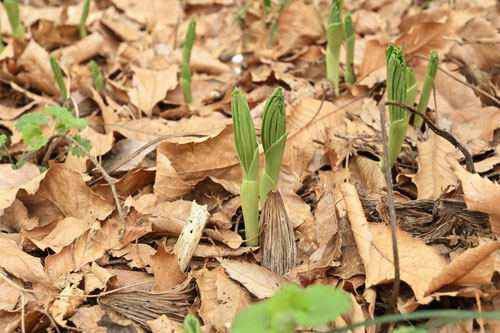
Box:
[21, 292, 25, 333]
[378, 103, 400, 330]
[384, 101, 476, 173]
[56, 134, 128, 238]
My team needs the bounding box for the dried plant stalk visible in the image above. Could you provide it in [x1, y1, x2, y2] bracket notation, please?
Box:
[260, 190, 296, 275]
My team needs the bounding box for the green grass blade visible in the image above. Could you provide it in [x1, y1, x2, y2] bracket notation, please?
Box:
[326, 0, 343, 95]
[79, 0, 90, 39]
[49, 55, 68, 102]
[414, 50, 438, 128]
[0, 19, 4, 53]
[4, 0, 25, 40]
[344, 12, 355, 84]
[90, 60, 104, 92]
[181, 18, 196, 105]
[405, 67, 417, 106]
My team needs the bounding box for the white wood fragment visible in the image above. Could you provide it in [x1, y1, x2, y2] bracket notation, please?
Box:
[173, 201, 209, 272]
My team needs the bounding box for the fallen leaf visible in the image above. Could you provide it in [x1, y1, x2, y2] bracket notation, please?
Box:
[150, 242, 186, 291]
[0, 163, 45, 210]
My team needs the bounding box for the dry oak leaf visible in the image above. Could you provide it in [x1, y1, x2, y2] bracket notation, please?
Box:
[49, 285, 85, 326]
[413, 133, 459, 200]
[150, 242, 186, 291]
[194, 266, 251, 329]
[340, 183, 446, 300]
[452, 161, 500, 238]
[0, 163, 45, 210]
[218, 259, 292, 299]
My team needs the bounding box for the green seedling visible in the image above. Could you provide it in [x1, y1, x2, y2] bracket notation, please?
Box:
[379, 44, 407, 172]
[79, 0, 90, 39]
[268, 0, 290, 41]
[183, 314, 202, 333]
[181, 17, 196, 105]
[260, 86, 287, 206]
[405, 67, 417, 106]
[232, 88, 260, 246]
[91, 60, 104, 92]
[263, 0, 271, 15]
[326, 0, 342, 95]
[4, 0, 25, 40]
[344, 12, 355, 84]
[232, 284, 351, 333]
[49, 55, 68, 103]
[16, 112, 50, 151]
[0, 19, 4, 53]
[414, 50, 438, 128]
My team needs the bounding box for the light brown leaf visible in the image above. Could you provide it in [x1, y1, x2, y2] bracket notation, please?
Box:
[0, 163, 45, 210]
[413, 134, 459, 199]
[452, 161, 500, 238]
[150, 242, 186, 291]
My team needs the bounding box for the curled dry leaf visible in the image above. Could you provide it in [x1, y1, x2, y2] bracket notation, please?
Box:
[0, 163, 45, 210]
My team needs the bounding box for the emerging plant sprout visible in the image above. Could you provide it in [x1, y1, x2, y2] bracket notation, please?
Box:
[405, 67, 417, 106]
[326, 0, 342, 95]
[232, 88, 260, 246]
[181, 17, 196, 105]
[79, 0, 90, 39]
[4, 0, 25, 40]
[260, 86, 287, 206]
[49, 55, 68, 103]
[0, 20, 4, 53]
[344, 12, 355, 84]
[414, 50, 439, 128]
[91, 60, 104, 92]
[379, 44, 407, 172]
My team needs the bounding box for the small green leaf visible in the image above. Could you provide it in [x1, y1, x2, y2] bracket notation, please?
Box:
[71, 134, 92, 158]
[0, 133, 6, 146]
[16, 113, 49, 132]
[0, 151, 8, 158]
[38, 165, 48, 173]
[91, 60, 104, 92]
[46, 106, 88, 133]
[21, 124, 48, 150]
[232, 302, 272, 333]
[14, 159, 26, 169]
[183, 314, 202, 333]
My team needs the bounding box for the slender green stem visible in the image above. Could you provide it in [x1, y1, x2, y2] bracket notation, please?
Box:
[79, 0, 90, 39]
[181, 18, 196, 105]
[49, 55, 68, 103]
[90, 60, 104, 92]
[414, 50, 438, 128]
[326, 0, 343, 95]
[344, 12, 355, 84]
[4, 0, 24, 40]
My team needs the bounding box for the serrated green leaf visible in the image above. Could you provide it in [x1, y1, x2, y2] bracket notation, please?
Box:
[71, 134, 92, 158]
[21, 124, 48, 151]
[0, 134, 6, 146]
[15, 113, 49, 132]
[232, 302, 272, 333]
[46, 105, 88, 133]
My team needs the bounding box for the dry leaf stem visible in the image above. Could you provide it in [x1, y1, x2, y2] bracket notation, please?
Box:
[384, 101, 476, 173]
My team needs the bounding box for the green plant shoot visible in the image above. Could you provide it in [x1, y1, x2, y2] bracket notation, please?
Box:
[260, 86, 287, 206]
[49, 55, 68, 103]
[0, 19, 4, 53]
[181, 17, 196, 105]
[405, 67, 417, 106]
[4, 0, 25, 40]
[414, 50, 438, 128]
[183, 314, 202, 333]
[91, 60, 104, 92]
[344, 12, 355, 84]
[79, 0, 90, 39]
[379, 44, 407, 172]
[326, 0, 343, 95]
[232, 88, 260, 246]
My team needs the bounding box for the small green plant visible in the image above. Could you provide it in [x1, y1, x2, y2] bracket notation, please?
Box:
[79, 0, 90, 39]
[259, 87, 287, 206]
[181, 17, 196, 105]
[344, 12, 355, 84]
[49, 55, 68, 103]
[405, 67, 417, 106]
[4, 0, 24, 40]
[183, 313, 202, 333]
[232, 284, 352, 333]
[326, 0, 343, 95]
[232, 88, 260, 246]
[413, 50, 438, 128]
[379, 44, 408, 172]
[91, 60, 104, 92]
[0, 19, 4, 53]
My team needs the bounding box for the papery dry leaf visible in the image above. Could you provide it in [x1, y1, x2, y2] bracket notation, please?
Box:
[150, 242, 186, 291]
[194, 266, 251, 329]
[49, 285, 84, 326]
[452, 161, 500, 238]
[3, 198, 39, 231]
[204, 227, 242, 249]
[0, 277, 22, 311]
[349, 155, 385, 193]
[0, 163, 45, 210]
[147, 315, 183, 333]
[128, 65, 178, 117]
[413, 134, 459, 200]
[101, 7, 144, 42]
[111, 243, 155, 272]
[111, 0, 180, 27]
[82, 263, 115, 294]
[218, 259, 292, 299]
[58, 33, 117, 67]
[69, 306, 108, 333]
[340, 183, 446, 300]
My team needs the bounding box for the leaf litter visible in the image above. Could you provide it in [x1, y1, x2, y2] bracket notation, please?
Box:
[0, 0, 499, 332]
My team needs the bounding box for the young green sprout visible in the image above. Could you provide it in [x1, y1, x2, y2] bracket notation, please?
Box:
[260, 86, 287, 206]
[414, 50, 438, 128]
[405, 67, 417, 106]
[232, 88, 260, 246]
[49, 55, 68, 103]
[181, 18, 196, 105]
[326, 0, 343, 95]
[0, 19, 4, 53]
[344, 12, 355, 84]
[379, 44, 407, 172]
[4, 0, 25, 40]
[91, 60, 104, 92]
[79, 0, 90, 39]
